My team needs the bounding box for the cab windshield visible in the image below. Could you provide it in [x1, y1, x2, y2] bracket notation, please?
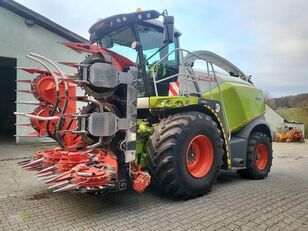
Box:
[100, 24, 178, 68]
[100, 23, 179, 96]
[100, 27, 138, 62]
[137, 24, 178, 69]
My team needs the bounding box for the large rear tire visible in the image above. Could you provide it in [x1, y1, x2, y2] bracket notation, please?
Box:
[238, 132, 272, 179]
[147, 112, 224, 199]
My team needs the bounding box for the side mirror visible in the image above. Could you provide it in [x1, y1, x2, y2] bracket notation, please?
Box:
[163, 16, 174, 44]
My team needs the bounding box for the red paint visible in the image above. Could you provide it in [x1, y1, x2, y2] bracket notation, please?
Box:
[255, 144, 269, 170]
[30, 105, 59, 136]
[62, 42, 135, 71]
[186, 135, 214, 178]
[132, 164, 151, 193]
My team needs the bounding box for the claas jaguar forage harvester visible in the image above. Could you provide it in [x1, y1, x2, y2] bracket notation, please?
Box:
[16, 10, 272, 199]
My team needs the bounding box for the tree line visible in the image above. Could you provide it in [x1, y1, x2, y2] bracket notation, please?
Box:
[266, 93, 308, 109]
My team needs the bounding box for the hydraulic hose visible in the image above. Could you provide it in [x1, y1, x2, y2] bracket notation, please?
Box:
[28, 53, 72, 147]
[26, 54, 62, 144]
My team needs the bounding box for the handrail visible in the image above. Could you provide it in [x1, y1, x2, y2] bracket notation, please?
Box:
[150, 48, 231, 139]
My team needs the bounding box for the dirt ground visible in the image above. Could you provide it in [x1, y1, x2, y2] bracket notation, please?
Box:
[0, 141, 307, 230]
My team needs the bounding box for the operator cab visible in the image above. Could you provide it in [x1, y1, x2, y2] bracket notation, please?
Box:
[89, 10, 181, 97]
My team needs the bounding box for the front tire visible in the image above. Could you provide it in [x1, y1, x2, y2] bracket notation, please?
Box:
[147, 112, 224, 199]
[238, 132, 272, 179]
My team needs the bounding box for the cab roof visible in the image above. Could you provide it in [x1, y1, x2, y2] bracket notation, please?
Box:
[89, 10, 181, 42]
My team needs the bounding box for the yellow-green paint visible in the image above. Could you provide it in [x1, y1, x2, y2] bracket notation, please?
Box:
[149, 96, 199, 108]
[136, 120, 155, 168]
[22, 211, 30, 223]
[203, 82, 265, 133]
[137, 120, 153, 135]
[148, 82, 265, 134]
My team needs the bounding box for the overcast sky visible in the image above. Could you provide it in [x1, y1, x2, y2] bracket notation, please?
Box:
[14, 0, 308, 97]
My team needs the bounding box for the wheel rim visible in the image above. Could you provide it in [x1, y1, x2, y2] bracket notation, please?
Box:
[255, 144, 269, 170]
[185, 135, 214, 178]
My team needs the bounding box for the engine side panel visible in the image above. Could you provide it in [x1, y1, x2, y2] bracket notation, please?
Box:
[203, 82, 265, 133]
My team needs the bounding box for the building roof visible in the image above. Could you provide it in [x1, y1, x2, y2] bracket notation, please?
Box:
[0, 0, 88, 43]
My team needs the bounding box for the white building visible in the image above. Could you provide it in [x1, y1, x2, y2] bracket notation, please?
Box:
[264, 105, 284, 136]
[264, 104, 305, 138]
[0, 0, 88, 143]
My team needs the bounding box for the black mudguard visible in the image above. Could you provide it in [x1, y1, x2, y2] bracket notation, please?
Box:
[230, 116, 271, 167]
